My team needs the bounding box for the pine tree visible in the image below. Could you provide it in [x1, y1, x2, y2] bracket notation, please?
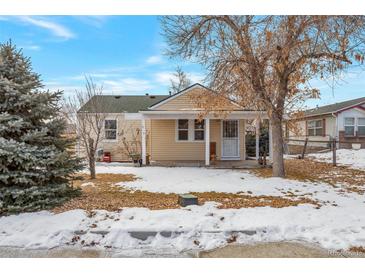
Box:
[0, 41, 83, 214]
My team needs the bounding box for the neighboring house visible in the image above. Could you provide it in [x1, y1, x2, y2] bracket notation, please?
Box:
[287, 97, 365, 151]
[78, 83, 272, 166]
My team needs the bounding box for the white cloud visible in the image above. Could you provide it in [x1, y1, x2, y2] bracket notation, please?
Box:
[20, 45, 41, 51]
[155, 71, 204, 84]
[73, 16, 107, 28]
[155, 71, 174, 84]
[188, 72, 205, 83]
[69, 73, 122, 81]
[103, 78, 152, 94]
[18, 16, 75, 40]
[146, 55, 164, 65]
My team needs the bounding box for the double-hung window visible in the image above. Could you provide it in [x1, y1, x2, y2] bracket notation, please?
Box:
[307, 120, 323, 136]
[177, 119, 189, 141]
[177, 119, 205, 141]
[194, 120, 205, 141]
[357, 118, 365, 136]
[344, 117, 355, 136]
[105, 119, 117, 140]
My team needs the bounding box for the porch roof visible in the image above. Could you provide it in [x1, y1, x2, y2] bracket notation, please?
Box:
[125, 110, 268, 120]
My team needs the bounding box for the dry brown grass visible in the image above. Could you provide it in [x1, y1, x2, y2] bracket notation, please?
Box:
[349, 246, 365, 253]
[53, 172, 319, 213]
[251, 159, 365, 194]
[54, 173, 179, 213]
[194, 192, 319, 209]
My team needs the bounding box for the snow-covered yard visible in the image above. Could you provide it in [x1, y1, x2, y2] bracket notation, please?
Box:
[308, 149, 365, 171]
[1, 162, 365, 255]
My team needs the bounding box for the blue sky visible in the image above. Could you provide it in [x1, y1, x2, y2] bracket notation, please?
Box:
[0, 15, 364, 108]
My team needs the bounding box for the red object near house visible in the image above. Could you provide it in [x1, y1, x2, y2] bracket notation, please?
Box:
[103, 152, 111, 163]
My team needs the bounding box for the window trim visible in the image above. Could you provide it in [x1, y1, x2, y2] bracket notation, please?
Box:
[344, 117, 356, 137]
[307, 119, 323, 137]
[175, 119, 205, 142]
[357, 117, 365, 136]
[104, 119, 118, 142]
[194, 119, 205, 141]
[176, 119, 189, 142]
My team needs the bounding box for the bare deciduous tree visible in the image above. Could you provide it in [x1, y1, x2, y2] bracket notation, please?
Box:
[169, 66, 192, 94]
[63, 77, 108, 179]
[118, 124, 144, 161]
[161, 15, 365, 177]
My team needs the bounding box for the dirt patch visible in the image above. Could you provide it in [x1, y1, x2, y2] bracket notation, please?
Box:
[251, 159, 365, 194]
[54, 172, 319, 213]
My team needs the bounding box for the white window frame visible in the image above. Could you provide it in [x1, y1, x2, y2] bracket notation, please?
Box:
[175, 119, 205, 142]
[344, 117, 355, 136]
[307, 119, 323, 137]
[194, 119, 205, 141]
[357, 117, 365, 136]
[104, 119, 118, 142]
[176, 119, 189, 142]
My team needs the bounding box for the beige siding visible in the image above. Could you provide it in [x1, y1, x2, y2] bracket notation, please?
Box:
[153, 86, 241, 111]
[150, 119, 246, 161]
[79, 113, 247, 162]
[288, 115, 335, 147]
[150, 119, 205, 161]
[154, 87, 204, 111]
[81, 114, 150, 162]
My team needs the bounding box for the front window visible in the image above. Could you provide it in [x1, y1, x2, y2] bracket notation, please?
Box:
[344, 117, 355, 136]
[307, 120, 323, 136]
[105, 119, 117, 140]
[177, 119, 189, 141]
[194, 119, 205, 140]
[358, 118, 365, 136]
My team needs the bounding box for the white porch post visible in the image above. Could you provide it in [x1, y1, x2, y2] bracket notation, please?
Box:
[255, 119, 260, 160]
[205, 118, 210, 166]
[269, 121, 273, 162]
[141, 118, 146, 165]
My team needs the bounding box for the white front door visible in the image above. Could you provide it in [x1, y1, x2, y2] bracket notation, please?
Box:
[222, 120, 240, 159]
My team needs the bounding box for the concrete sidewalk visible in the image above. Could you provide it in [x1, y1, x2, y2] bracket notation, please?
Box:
[199, 242, 365, 258]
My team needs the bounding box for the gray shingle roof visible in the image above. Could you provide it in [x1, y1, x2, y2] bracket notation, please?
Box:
[78, 95, 168, 113]
[304, 97, 365, 117]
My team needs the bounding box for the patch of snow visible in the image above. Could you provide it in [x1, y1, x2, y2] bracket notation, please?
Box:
[0, 210, 87, 249]
[1, 162, 364, 254]
[308, 149, 365, 171]
[81, 182, 95, 187]
[96, 163, 358, 202]
[1, 198, 365, 252]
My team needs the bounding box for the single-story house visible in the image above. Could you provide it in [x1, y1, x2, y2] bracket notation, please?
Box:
[287, 96, 365, 151]
[78, 83, 272, 166]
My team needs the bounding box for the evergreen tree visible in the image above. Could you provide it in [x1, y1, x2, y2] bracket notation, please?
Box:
[0, 41, 83, 214]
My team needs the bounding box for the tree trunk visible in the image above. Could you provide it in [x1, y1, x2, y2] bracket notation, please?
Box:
[271, 116, 285, 177]
[88, 138, 96, 179]
[89, 155, 96, 179]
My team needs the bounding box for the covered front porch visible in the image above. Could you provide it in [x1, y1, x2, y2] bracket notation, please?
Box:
[127, 110, 273, 167]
